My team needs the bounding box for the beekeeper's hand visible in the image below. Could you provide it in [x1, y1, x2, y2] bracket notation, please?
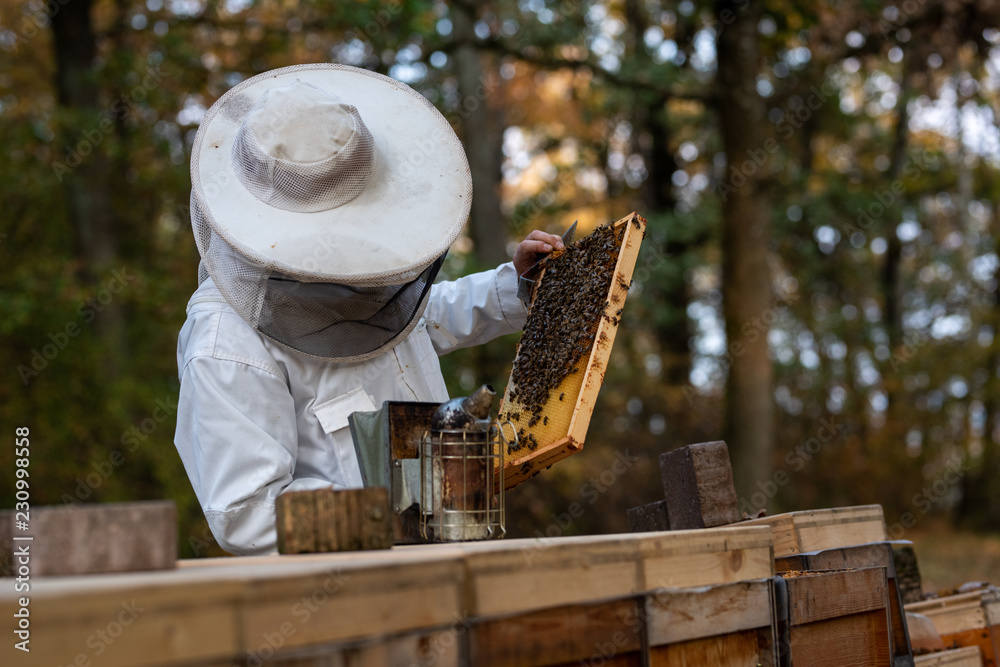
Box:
[513, 230, 565, 277]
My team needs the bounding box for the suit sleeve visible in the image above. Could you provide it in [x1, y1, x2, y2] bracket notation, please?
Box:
[422, 261, 529, 354]
[174, 355, 333, 556]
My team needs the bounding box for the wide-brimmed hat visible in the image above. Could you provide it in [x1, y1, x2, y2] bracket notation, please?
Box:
[192, 63, 472, 285]
[189, 64, 472, 361]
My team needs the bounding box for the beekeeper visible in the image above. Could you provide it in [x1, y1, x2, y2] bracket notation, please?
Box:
[173, 64, 562, 556]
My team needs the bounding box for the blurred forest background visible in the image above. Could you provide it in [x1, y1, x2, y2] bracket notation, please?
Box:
[2, 0, 999, 562]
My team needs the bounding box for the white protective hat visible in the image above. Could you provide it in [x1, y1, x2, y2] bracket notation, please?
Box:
[190, 64, 473, 361]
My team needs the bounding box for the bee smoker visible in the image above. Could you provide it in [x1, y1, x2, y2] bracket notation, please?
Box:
[420, 385, 505, 542]
[347, 385, 507, 544]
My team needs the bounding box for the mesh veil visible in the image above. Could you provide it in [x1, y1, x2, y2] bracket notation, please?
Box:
[192, 195, 442, 362]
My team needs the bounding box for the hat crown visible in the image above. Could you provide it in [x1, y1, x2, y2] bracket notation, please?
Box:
[247, 83, 356, 163]
[232, 81, 376, 213]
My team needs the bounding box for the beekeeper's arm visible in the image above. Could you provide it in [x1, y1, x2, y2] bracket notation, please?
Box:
[423, 231, 565, 353]
[173, 306, 333, 556]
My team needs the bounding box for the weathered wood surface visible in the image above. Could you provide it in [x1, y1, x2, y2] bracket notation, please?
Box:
[660, 440, 740, 529]
[906, 588, 1000, 667]
[0, 500, 176, 577]
[498, 212, 646, 488]
[649, 630, 761, 667]
[276, 487, 393, 554]
[737, 504, 888, 557]
[775, 541, 913, 665]
[0, 525, 773, 667]
[784, 567, 893, 667]
[645, 579, 773, 646]
[470, 596, 645, 666]
[913, 646, 983, 666]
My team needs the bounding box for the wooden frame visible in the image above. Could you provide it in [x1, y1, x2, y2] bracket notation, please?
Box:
[776, 542, 914, 666]
[906, 588, 1000, 667]
[783, 567, 894, 667]
[0, 525, 771, 666]
[498, 212, 647, 488]
[736, 504, 888, 557]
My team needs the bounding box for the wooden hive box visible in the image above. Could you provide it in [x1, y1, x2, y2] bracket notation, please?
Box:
[781, 567, 894, 666]
[776, 542, 914, 666]
[0, 526, 772, 667]
[497, 212, 646, 488]
[646, 578, 777, 667]
[906, 588, 1000, 667]
[914, 646, 984, 666]
[737, 504, 888, 558]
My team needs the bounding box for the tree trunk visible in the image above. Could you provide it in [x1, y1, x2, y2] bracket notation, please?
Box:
[50, 0, 117, 271]
[451, 0, 507, 267]
[625, 0, 691, 386]
[715, 0, 773, 503]
[50, 0, 126, 365]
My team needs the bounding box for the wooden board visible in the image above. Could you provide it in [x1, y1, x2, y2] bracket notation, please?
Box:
[775, 542, 913, 665]
[469, 596, 644, 666]
[498, 212, 646, 488]
[736, 504, 888, 557]
[784, 567, 894, 667]
[914, 647, 984, 667]
[645, 579, 774, 654]
[649, 630, 761, 667]
[405, 524, 773, 618]
[0, 500, 176, 576]
[907, 589, 1000, 667]
[275, 487, 392, 554]
[0, 526, 772, 667]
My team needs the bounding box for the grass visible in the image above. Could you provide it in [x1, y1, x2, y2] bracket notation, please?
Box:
[907, 520, 1000, 594]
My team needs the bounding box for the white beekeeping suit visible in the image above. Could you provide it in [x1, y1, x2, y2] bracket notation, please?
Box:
[173, 64, 547, 556]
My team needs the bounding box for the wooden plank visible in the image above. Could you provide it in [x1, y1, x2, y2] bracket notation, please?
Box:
[498, 212, 647, 488]
[637, 526, 774, 591]
[276, 487, 392, 554]
[646, 580, 772, 646]
[0, 500, 176, 576]
[906, 592, 990, 635]
[0, 527, 772, 666]
[791, 610, 893, 667]
[780, 542, 912, 665]
[785, 567, 889, 626]
[469, 596, 644, 666]
[737, 505, 888, 557]
[406, 525, 774, 618]
[649, 630, 761, 667]
[938, 627, 998, 667]
[913, 647, 983, 667]
[660, 441, 740, 529]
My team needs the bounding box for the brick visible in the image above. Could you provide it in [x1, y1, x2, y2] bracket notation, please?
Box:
[626, 499, 670, 532]
[660, 441, 739, 529]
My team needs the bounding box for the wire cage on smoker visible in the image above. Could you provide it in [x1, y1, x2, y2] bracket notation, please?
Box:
[419, 422, 510, 542]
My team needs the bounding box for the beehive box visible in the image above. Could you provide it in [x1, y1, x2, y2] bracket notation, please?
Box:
[782, 567, 894, 666]
[914, 646, 983, 666]
[737, 504, 888, 558]
[498, 212, 646, 488]
[906, 588, 1000, 667]
[775, 541, 914, 665]
[646, 579, 777, 666]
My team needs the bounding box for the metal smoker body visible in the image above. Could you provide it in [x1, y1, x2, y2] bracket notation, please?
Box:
[420, 385, 505, 542]
[348, 385, 507, 544]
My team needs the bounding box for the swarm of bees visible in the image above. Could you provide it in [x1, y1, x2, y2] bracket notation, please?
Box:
[502, 221, 625, 453]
